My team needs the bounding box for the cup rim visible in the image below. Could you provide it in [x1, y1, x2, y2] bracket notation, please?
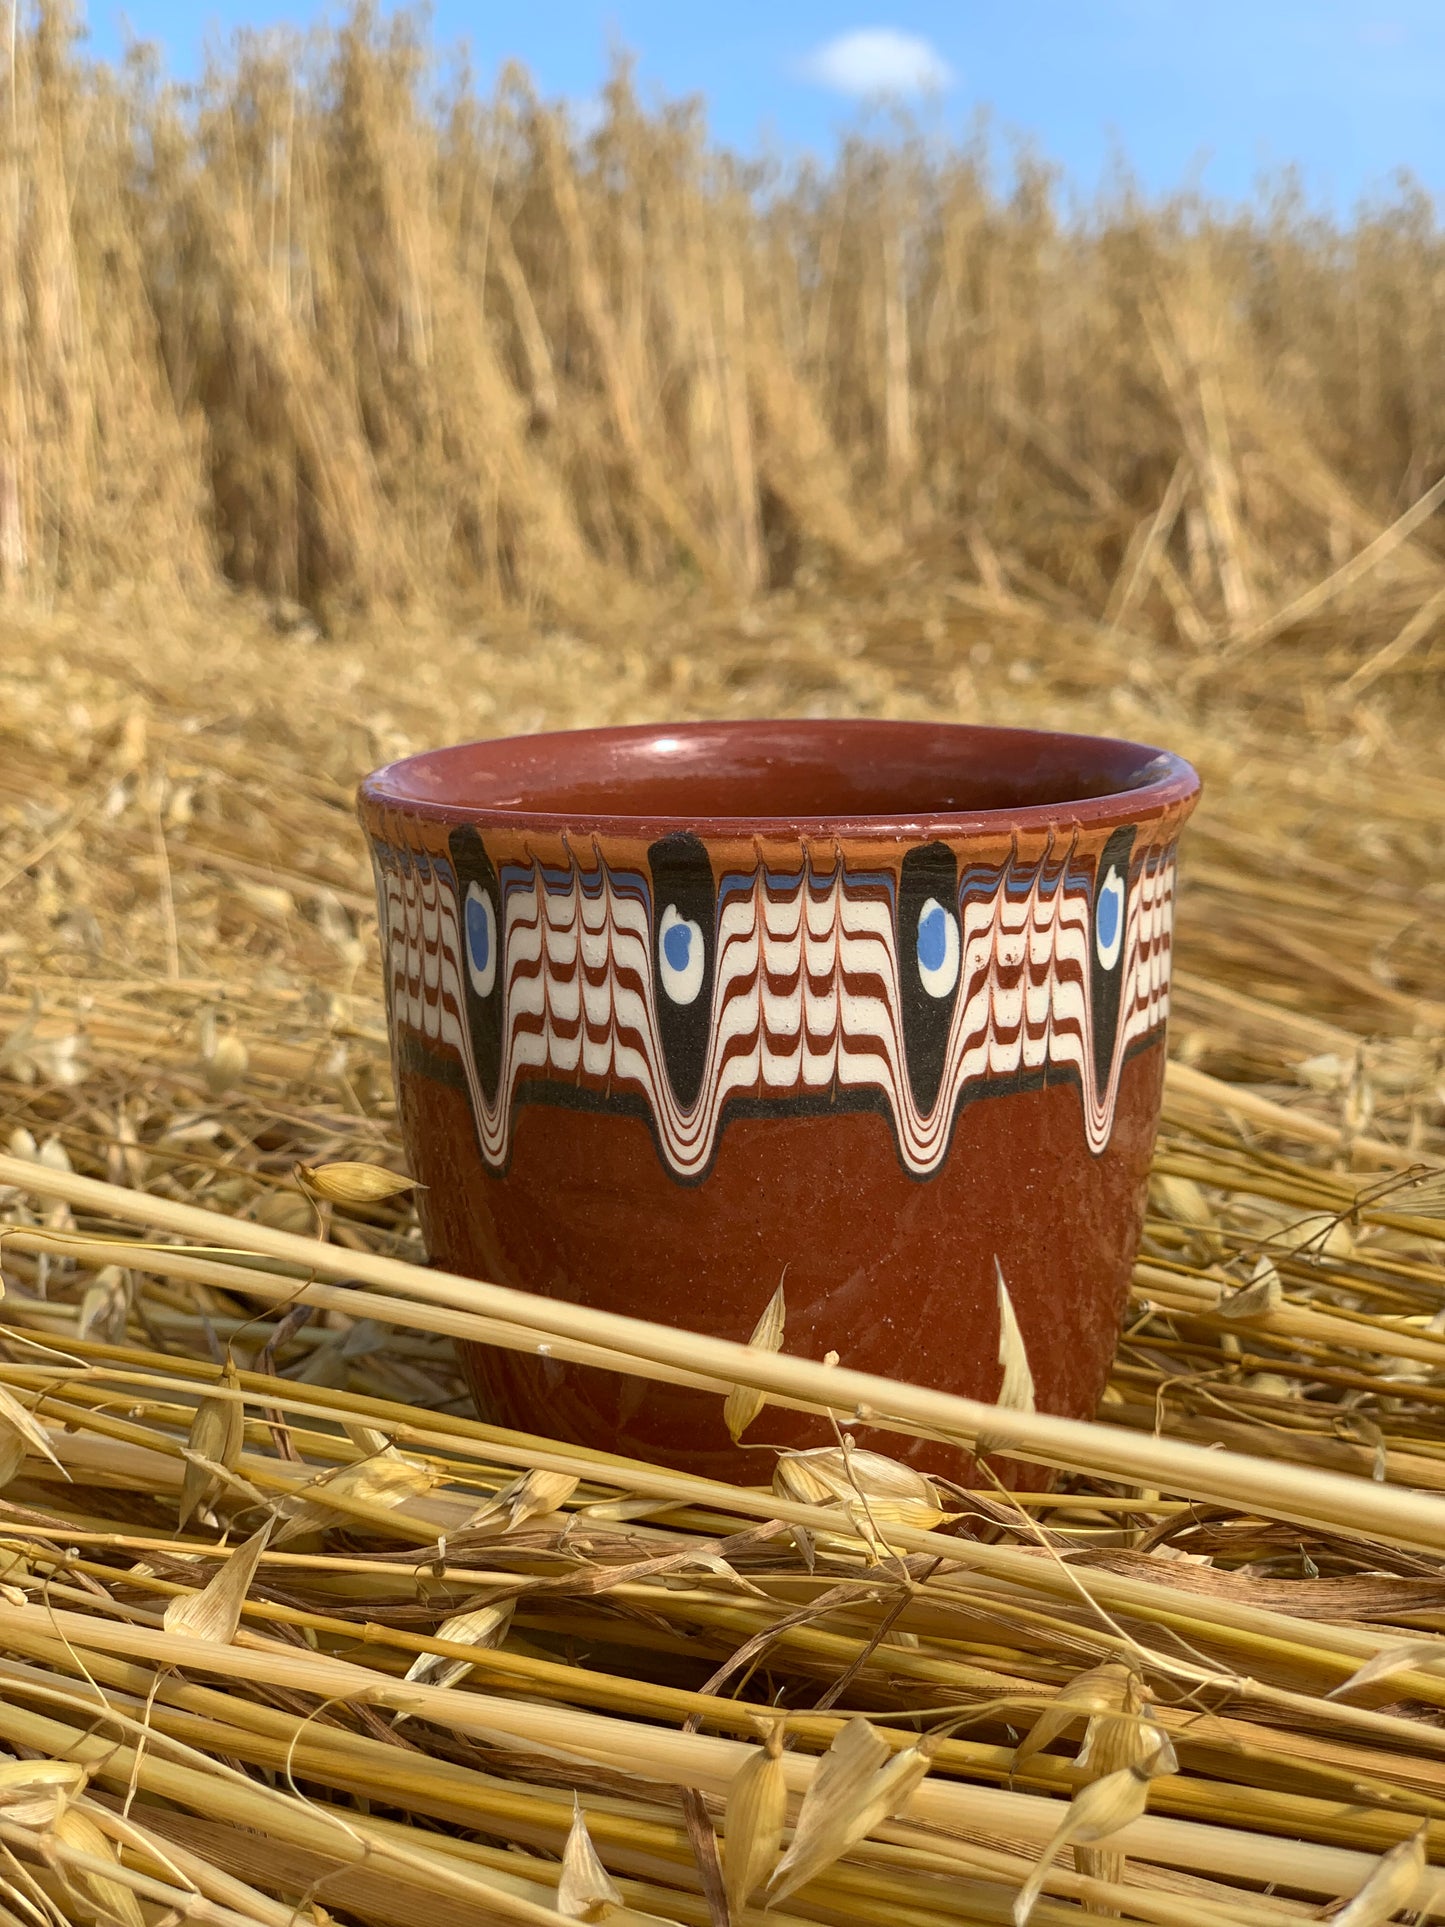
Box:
[358, 717, 1201, 839]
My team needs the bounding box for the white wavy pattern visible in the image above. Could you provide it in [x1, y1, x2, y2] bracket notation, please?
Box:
[375, 839, 1177, 1178]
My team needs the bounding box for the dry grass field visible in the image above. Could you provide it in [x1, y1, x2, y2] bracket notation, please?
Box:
[1, 9, 1445, 1924]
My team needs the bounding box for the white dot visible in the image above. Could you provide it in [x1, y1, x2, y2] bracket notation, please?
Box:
[916, 895, 960, 998]
[658, 903, 706, 1005]
[1095, 867, 1125, 971]
[464, 883, 497, 997]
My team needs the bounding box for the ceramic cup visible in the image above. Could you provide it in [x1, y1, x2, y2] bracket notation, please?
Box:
[358, 720, 1199, 1484]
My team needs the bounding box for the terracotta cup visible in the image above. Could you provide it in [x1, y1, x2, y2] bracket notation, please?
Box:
[358, 720, 1199, 1485]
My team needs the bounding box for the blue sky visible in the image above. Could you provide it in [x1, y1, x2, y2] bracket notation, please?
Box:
[84, 1, 1445, 209]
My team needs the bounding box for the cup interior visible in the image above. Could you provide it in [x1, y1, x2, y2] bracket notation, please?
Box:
[363, 720, 1194, 832]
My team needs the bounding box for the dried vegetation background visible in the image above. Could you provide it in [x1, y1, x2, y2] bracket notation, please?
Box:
[1, 6, 1445, 1923]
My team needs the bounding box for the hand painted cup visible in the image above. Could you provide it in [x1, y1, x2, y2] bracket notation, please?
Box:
[359, 720, 1199, 1485]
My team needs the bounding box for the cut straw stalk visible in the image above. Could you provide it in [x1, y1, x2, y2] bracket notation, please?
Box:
[1162, 1059, 1409, 1166]
[8, 1720, 1197, 1927]
[1131, 1259, 1445, 1366]
[27, 1396, 1445, 1746]
[48, 1541, 1445, 1834]
[0, 1691, 577, 1927]
[1345, 581, 1445, 694]
[86, 1805, 310, 1927]
[0, 1600, 1438, 1913]
[1, 1226, 853, 1426]
[3, 1152, 1445, 1554]
[32, 1221, 1264, 1454]
[1229, 468, 1445, 655]
[5, 1322, 1445, 1716]
[20, 1398, 1445, 1764]
[9, 1632, 1426, 1927]
[92, 1811, 508, 1927]
[127, 1806, 776, 1927]
[0, 1815, 262, 1927]
[0, 1642, 1320, 1927]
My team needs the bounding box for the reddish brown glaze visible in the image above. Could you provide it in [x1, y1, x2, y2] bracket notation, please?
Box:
[358, 719, 1200, 1489]
[364, 717, 1196, 836]
[409, 1043, 1164, 1488]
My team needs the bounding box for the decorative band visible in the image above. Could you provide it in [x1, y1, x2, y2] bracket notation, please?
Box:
[369, 822, 1177, 1181]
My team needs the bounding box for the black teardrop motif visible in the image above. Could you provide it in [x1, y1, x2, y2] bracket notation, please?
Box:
[1089, 824, 1136, 1098]
[647, 831, 716, 1111]
[448, 825, 505, 1106]
[898, 839, 961, 1116]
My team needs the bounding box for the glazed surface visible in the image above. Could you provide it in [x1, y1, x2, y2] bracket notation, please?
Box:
[359, 720, 1198, 1484]
[415, 1048, 1165, 1484]
[365, 716, 1189, 829]
[367, 818, 1178, 1181]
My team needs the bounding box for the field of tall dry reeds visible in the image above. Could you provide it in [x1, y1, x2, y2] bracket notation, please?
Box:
[3, 8, 1445, 1926]
[3, 0, 1445, 663]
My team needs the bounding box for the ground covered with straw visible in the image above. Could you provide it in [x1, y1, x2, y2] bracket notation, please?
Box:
[2, 10, 1445, 1924]
[0, 567, 1442, 1926]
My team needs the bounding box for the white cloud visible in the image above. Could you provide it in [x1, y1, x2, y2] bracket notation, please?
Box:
[802, 28, 954, 99]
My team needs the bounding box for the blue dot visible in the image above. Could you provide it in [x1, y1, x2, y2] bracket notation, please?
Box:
[1097, 882, 1120, 952]
[466, 893, 491, 971]
[663, 921, 693, 971]
[918, 902, 948, 972]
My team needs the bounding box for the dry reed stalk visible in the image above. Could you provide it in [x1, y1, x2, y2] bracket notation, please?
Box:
[0, 7, 1434, 634]
[12, 1312, 1445, 1755]
[1232, 470, 1445, 656]
[6, 1150, 1445, 1556]
[1343, 579, 1445, 693]
[0, 1598, 1436, 1914]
